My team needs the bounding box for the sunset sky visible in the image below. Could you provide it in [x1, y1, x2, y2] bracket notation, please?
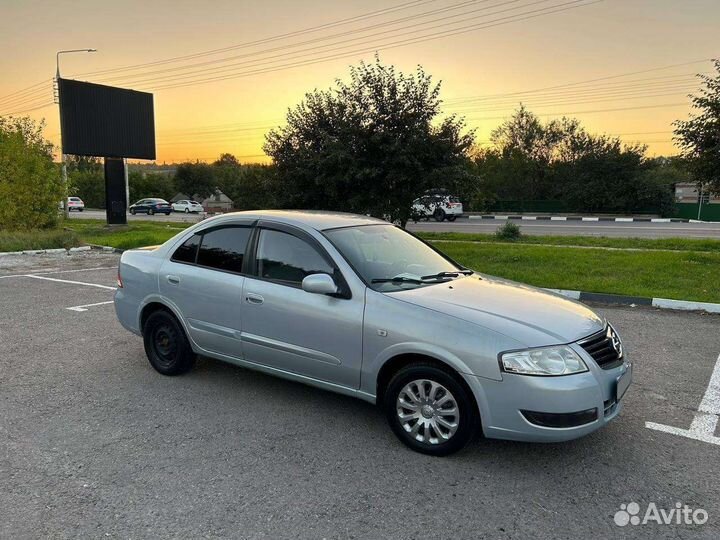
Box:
[0, 0, 718, 164]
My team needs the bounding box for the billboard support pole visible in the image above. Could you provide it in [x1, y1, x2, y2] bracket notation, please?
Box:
[124, 158, 130, 216]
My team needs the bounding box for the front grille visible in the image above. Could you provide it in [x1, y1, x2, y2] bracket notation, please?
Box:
[579, 326, 623, 370]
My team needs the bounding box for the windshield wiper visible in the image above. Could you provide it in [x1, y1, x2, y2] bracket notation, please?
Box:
[371, 276, 424, 285]
[420, 270, 474, 280]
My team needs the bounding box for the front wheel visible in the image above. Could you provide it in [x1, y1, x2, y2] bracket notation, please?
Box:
[148, 208, 155, 215]
[384, 364, 479, 456]
[184, 208, 190, 213]
[143, 310, 196, 375]
[130, 208, 136, 215]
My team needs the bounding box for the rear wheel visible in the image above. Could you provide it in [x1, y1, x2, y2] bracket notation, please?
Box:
[433, 209, 445, 222]
[384, 364, 478, 456]
[447, 214, 457, 222]
[148, 208, 155, 215]
[143, 310, 196, 375]
[79, 208, 84, 212]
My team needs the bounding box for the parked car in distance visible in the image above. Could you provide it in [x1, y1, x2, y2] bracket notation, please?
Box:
[172, 200, 204, 213]
[115, 210, 631, 456]
[65, 196, 85, 212]
[129, 198, 172, 215]
[412, 194, 463, 222]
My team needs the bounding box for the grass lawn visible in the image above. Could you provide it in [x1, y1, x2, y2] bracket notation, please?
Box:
[0, 228, 80, 252]
[434, 241, 720, 303]
[417, 231, 720, 252]
[3, 220, 718, 303]
[63, 219, 192, 250]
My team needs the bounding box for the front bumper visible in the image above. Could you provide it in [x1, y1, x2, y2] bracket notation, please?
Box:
[463, 346, 631, 442]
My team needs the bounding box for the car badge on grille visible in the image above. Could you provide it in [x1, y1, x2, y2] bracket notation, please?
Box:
[608, 327, 622, 356]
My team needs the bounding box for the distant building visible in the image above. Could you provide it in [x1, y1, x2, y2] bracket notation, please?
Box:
[170, 189, 234, 212]
[202, 189, 233, 211]
[675, 183, 720, 204]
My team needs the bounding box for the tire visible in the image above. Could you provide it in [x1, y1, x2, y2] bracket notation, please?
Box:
[184, 208, 189, 213]
[447, 214, 457, 222]
[433, 209, 445, 222]
[148, 208, 155, 215]
[142, 310, 196, 376]
[384, 363, 479, 456]
[130, 208, 136, 215]
[79, 208, 84, 212]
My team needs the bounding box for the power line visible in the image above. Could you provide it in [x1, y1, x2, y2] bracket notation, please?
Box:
[464, 102, 689, 121]
[444, 59, 712, 104]
[444, 73, 703, 106]
[447, 86, 694, 113]
[0, 79, 52, 104]
[73, 0, 437, 78]
[141, 0, 602, 92]
[93, 0, 531, 86]
[0, 102, 55, 117]
[0, 86, 54, 111]
[91, 0, 484, 85]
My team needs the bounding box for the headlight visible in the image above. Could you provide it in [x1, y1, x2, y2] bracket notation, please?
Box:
[500, 346, 588, 376]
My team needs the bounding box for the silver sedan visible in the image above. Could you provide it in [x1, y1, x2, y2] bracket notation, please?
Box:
[114, 210, 631, 455]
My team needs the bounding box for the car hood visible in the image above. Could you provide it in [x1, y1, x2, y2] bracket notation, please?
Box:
[386, 274, 604, 347]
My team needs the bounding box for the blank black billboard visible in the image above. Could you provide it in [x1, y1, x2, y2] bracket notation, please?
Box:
[58, 78, 155, 160]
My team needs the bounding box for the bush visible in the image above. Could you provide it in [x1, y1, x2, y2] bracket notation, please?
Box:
[495, 221, 522, 241]
[0, 117, 64, 230]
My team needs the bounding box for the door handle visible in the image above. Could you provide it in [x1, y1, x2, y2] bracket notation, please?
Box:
[245, 293, 264, 305]
[167, 275, 180, 284]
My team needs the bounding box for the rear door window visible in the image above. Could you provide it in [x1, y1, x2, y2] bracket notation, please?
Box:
[196, 226, 252, 273]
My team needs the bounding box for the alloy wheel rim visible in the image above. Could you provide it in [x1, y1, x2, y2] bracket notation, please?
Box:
[396, 379, 459, 445]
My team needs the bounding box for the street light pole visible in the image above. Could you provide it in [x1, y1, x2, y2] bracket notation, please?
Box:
[55, 48, 97, 219]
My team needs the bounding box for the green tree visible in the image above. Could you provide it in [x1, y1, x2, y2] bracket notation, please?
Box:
[673, 59, 720, 193]
[0, 116, 63, 229]
[128, 171, 175, 203]
[173, 162, 216, 199]
[70, 170, 105, 208]
[263, 56, 476, 226]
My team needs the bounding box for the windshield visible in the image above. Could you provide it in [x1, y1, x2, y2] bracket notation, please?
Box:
[325, 224, 466, 291]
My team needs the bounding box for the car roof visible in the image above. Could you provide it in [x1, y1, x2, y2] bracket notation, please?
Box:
[211, 210, 387, 231]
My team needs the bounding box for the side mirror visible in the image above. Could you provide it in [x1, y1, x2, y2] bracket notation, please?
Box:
[301, 273, 339, 295]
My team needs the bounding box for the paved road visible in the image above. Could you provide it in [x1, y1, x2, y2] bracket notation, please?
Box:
[408, 219, 720, 239]
[69, 209, 204, 224]
[70, 210, 720, 239]
[1, 252, 719, 538]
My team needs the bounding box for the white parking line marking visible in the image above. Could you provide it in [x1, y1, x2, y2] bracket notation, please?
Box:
[0, 266, 117, 279]
[66, 300, 115, 312]
[646, 353, 720, 446]
[23, 274, 117, 290]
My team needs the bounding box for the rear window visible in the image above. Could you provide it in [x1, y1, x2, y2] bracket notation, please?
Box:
[171, 234, 200, 263]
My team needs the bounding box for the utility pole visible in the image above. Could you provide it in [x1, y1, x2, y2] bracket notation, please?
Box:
[55, 49, 97, 220]
[697, 183, 704, 221]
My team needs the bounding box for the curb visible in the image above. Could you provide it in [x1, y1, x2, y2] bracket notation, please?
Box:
[467, 215, 692, 223]
[0, 245, 112, 257]
[545, 289, 720, 314]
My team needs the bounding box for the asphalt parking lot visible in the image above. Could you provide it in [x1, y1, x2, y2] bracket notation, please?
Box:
[1, 252, 719, 539]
